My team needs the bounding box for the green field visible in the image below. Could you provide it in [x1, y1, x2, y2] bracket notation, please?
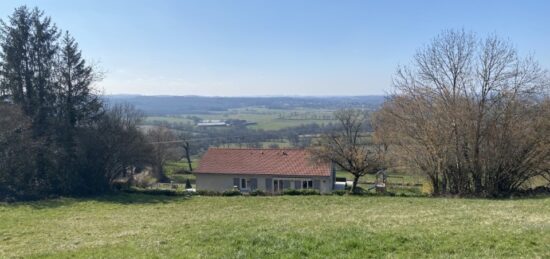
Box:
[145, 107, 337, 130]
[1, 194, 548, 258]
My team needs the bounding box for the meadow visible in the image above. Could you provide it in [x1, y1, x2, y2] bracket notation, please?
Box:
[145, 107, 338, 130]
[1, 194, 548, 258]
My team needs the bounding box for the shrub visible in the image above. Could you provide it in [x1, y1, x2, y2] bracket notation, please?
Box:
[194, 190, 221, 196]
[283, 189, 320, 196]
[249, 190, 267, 196]
[349, 186, 366, 195]
[421, 182, 433, 195]
[508, 186, 550, 198]
[112, 181, 130, 191]
[332, 190, 347, 196]
[134, 175, 157, 189]
[174, 168, 188, 174]
[222, 190, 242, 196]
[124, 188, 179, 196]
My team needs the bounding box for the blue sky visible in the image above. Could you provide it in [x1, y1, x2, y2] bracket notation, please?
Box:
[1, 0, 549, 96]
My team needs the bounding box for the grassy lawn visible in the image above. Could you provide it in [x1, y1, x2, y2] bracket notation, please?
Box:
[1, 194, 548, 258]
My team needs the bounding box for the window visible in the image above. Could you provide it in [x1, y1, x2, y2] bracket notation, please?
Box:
[302, 180, 313, 189]
[241, 178, 247, 189]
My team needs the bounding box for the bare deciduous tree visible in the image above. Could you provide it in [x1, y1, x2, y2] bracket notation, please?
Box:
[177, 133, 194, 172]
[311, 109, 383, 193]
[374, 29, 550, 196]
[147, 126, 180, 181]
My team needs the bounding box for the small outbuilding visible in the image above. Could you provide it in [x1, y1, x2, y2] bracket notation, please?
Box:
[194, 148, 335, 194]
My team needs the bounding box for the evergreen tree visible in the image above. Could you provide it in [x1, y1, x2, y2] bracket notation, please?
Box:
[57, 31, 102, 131]
[54, 31, 103, 193]
[0, 6, 59, 133]
[0, 6, 60, 194]
[0, 6, 153, 200]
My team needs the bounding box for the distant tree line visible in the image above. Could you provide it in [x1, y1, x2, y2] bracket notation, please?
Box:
[0, 7, 153, 200]
[146, 120, 340, 158]
[104, 95, 385, 116]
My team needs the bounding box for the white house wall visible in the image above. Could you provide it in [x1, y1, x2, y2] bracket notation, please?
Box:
[195, 173, 333, 194]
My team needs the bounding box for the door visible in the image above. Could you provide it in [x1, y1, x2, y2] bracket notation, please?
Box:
[273, 179, 284, 193]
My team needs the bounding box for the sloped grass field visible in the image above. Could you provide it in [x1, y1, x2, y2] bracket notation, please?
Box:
[1, 195, 548, 258]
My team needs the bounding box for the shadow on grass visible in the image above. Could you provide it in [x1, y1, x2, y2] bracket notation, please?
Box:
[93, 192, 191, 205]
[1, 192, 191, 210]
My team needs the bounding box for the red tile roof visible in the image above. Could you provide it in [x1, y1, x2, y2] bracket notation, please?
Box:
[194, 148, 331, 177]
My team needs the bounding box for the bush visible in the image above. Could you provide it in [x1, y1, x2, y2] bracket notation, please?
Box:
[283, 189, 320, 196]
[124, 188, 179, 196]
[194, 190, 221, 196]
[174, 168, 188, 174]
[134, 175, 157, 189]
[332, 190, 347, 196]
[421, 182, 434, 195]
[112, 181, 130, 191]
[249, 190, 267, 196]
[508, 186, 550, 198]
[222, 190, 242, 196]
[349, 186, 367, 195]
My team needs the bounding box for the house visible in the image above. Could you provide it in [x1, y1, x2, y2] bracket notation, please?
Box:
[194, 148, 335, 194]
[196, 119, 257, 128]
[196, 120, 228, 127]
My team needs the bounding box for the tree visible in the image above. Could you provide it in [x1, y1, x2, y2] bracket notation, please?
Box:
[0, 6, 154, 199]
[54, 31, 103, 193]
[311, 109, 382, 193]
[177, 133, 194, 172]
[0, 102, 39, 199]
[83, 104, 152, 192]
[375, 29, 550, 196]
[147, 126, 180, 182]
[0, 6, 61, 195]
[56, 31, 102, 133]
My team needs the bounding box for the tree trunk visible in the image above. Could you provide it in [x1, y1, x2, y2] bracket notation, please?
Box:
[183, 142, 193, 171]
[351, 175, 360, 194]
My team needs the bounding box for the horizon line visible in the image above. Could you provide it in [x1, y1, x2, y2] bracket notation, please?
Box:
[104, 94, 389, 98]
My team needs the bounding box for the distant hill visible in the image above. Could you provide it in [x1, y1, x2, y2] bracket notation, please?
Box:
[103, 95, 386, 115]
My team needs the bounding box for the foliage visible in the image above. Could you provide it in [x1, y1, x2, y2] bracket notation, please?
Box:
[194, 190, 222, 196]
[331, 190, 348, 196]
[283, 189, 320, 195]
[421, 182, 434, 195]
[123, 188, 184, 196]
[133, 174, 157, 189]
[249, 190, 267, 196]
[222, 190, 242, 196]
[0, 7, 153, 200]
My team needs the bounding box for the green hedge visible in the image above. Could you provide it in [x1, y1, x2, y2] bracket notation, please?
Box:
[283, 189, 320, 195]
